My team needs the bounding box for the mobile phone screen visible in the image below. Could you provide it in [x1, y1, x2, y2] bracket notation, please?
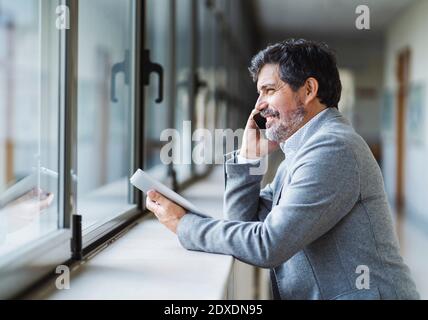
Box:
[253, 113, 267, 129]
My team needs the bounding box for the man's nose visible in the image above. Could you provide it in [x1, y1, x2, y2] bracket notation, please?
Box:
[256, 95, 269, 108]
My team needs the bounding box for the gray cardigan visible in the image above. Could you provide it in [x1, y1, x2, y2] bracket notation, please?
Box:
[177, 107, 419, 299]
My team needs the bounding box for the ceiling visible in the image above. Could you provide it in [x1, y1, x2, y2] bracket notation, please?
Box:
[253, 0, 417, 41]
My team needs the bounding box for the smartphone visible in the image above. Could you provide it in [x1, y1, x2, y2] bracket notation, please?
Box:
[253, 112, 267, 130]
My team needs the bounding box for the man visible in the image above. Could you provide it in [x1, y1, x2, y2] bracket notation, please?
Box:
[146, 39, 419, 300]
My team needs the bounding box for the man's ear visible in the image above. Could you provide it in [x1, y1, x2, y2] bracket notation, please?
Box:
[303, 77, 319, 104]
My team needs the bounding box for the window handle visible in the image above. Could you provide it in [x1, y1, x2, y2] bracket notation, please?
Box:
[194, 72, 208, 96]
[142, 49, 164, 103]
[111, 50, 130, 103]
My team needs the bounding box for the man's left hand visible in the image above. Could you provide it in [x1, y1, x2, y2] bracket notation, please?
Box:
[146, 190, 186, 233]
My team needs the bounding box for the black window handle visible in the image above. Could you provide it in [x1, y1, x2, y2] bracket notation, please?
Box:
[111, 50, 130, 103]
[194, 72, 208, 96]
[142, 49, 164, 104]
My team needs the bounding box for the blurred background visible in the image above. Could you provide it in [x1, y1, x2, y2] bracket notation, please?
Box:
[1, 0, 428, 299]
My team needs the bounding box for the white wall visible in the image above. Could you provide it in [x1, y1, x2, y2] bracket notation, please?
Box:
[330, 39, 385, 146]
[382, 0, 428, 222]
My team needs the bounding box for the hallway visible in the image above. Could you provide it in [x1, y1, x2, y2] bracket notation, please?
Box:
[1, 0, 428, 301]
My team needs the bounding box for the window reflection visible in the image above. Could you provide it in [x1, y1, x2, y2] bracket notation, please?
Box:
[77, 0, 136, 229]
[174, 0, 193, 184]
[0, 0, 60, 255]
[144, 0, 173, 182]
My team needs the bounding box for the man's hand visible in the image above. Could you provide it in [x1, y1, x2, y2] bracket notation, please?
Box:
[146, 190, 186, 234]
[240, 101, 279, 159]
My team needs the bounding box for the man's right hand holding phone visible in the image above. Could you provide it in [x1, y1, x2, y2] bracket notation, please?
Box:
[240, 101, 280, 160]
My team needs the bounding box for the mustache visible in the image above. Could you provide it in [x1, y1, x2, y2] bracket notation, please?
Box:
[260, 108, 280, 118]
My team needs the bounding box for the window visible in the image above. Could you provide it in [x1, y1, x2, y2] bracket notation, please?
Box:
[0, 0, 143, 298]
[0, 0, 61, 258]
[144, 0, 173, 184]
[0, 0, 70, 298]
[174, 0, 194, 185]
[194, 1, 216, 175]
[77, 0, 138, 233]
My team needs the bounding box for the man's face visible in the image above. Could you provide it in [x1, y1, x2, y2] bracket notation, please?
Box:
[256, 64, 307, 143]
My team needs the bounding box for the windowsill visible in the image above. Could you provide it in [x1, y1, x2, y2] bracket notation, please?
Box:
[29, 166, 235, 300]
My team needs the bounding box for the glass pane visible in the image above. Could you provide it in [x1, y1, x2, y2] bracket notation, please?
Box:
[0, 0, 60, 256]
[145, 0, 172, 183]
[195, 1, 215, 174]
[77, 0, 136, 230]
[174, 0, 193, 184]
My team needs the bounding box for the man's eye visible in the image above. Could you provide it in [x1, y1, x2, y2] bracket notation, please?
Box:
[267, 88, 275, 94]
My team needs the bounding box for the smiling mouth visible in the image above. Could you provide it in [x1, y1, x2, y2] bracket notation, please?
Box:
[265, 114, 280, 123]
[265, 116, 277, 128]
[261, 108, 280, 119]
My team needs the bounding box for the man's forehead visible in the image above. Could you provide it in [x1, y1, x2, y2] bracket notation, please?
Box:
[257, 64, 281, 90]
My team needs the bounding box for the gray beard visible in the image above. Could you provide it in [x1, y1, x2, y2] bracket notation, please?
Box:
[265, 105, 306, 143]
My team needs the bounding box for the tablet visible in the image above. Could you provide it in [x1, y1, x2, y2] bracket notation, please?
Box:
[130, 169, 208, 217]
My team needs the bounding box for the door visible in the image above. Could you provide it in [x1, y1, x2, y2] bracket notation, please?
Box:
[395, 48, 411, 211]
